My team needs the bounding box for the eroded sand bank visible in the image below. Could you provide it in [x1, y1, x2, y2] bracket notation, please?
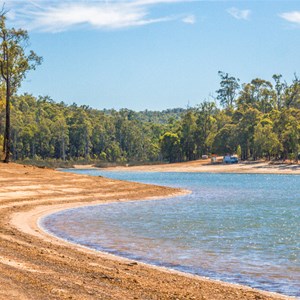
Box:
[0, 162, 295, 299]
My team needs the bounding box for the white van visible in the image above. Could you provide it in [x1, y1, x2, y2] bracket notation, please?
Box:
[223, 155, 238, 164]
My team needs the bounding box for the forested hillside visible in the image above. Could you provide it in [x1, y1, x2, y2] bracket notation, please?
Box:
[0, 73, 299, 164]
[0, 95, 185, 163]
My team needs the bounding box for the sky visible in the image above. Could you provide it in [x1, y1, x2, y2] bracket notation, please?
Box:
[3, 0, 300, 111]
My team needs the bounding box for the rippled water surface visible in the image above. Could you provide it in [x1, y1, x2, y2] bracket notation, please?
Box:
[42, 170, 300, 297]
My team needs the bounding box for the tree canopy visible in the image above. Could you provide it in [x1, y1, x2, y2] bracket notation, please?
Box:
[1, 71, 298, 165]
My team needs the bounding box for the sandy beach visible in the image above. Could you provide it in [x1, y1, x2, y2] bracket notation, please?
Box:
[0, 162, 297, 300]
[101, 159, 300, 174]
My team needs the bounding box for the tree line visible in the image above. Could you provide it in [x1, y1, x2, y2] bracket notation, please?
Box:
[0, 95, 186, 163]
[160, 72, 299, 163]
[0, 71, 299, 164]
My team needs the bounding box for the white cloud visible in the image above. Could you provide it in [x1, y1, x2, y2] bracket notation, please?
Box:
[6, 0, 194, 32]
[182, 15, 196, 24]
[280, 11, 300, 25]
[227, 7, 251, 21]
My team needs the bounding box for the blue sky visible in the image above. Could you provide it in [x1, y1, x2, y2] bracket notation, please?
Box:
[4, 0, 300, 111]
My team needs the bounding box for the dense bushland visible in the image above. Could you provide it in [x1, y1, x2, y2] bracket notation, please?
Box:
[1, 72, 299, 165]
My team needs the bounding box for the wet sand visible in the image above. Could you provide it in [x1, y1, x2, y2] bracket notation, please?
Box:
[0, 162, 295, 299]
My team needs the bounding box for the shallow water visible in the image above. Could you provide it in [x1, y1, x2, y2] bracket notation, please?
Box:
[42, 170, 300, 297]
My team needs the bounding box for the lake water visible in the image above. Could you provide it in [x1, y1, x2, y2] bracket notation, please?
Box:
[41, 170, 300, 297]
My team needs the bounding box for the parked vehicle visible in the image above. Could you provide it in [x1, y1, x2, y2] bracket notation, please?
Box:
[223, 155, 239, 164]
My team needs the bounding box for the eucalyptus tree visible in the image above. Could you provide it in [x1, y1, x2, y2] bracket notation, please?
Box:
[0, 12, 42, 162]
[284, 74, 300, 109]
[238, 79, 276, 113]
[194, 101, 217, 157]
[236, 108, 262, 160]
[68, 106, 92, 159]
[253, 122, 282, 160]
[274, 108, 300, 161]
[216, 71, 240, 109]
[272, 74, 286, 109]
[180, 110, 197, 160]
[213, 124, 237, 155]
[160, 132, 181, 163]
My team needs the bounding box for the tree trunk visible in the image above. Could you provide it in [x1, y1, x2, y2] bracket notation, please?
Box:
[3, 131, 6, 154]
[4, 79, 10, 163]
[62, 133, 66, 161]
[13, 131, 17, 160]
[32, 141, 35, 158]
[84, 129, 89, 159]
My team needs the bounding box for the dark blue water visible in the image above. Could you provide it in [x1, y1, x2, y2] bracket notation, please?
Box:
[41, 170, 300, 297]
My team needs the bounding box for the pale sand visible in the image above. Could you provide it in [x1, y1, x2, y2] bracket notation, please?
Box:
[100, 159, 300, 174]
[0, 162, 296, 299]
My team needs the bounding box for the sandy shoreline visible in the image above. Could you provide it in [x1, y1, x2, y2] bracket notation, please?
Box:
[98, 159, 300, 175]
[0, 162, 296, 299]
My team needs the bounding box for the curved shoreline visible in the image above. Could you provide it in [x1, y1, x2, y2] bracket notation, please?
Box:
[0, 163, 296, 299]
[37, 198, 299, 300]
[11, 193, 190, 257]
[11, 195, 294, 300]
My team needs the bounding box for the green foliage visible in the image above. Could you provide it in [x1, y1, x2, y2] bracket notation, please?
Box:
[181, 110, 197, 161]
[213, 124, 237, 154]
[253, 123, 282, 160]
[160, 132, 181, 163]
[103, 108, 186, 124]
[194, 101, 218, 157]
[8, 95, 172, 163]
[1, 72, 299, 164]
[216, 71, 240, 109]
